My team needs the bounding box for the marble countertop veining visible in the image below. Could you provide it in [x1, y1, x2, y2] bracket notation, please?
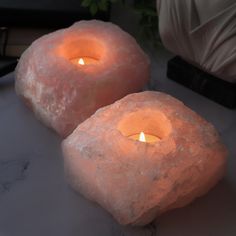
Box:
[0, 47, 236, 236]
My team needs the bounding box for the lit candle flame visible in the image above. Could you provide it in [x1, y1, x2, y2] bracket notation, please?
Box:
[78, 58, 85, 65]
[139, 132, 146, 142]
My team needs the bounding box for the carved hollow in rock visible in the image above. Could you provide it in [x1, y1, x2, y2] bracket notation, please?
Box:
[117, 110, 172, 140]
[62, 91, 227, 226]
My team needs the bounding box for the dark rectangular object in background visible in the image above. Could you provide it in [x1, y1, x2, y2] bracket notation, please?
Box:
[167, 56, 236, 109]
[0, 0, 110, 78]
[0, 0, 109, 28]
[0, 57, 17, 77]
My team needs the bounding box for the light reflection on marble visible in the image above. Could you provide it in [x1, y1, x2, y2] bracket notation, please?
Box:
[0, 159, 29, 194]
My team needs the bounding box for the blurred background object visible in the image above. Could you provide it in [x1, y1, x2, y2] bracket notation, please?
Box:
[82, 0, 160, 48]
[157, 0, 236, 108]
[0, 0, 110, 77]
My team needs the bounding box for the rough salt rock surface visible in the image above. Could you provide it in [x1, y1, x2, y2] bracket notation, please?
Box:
[62, 91, 227, 226]
[15, 20, 150, 137]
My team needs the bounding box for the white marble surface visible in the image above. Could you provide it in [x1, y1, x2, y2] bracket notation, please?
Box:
[0, 46, 236, 236]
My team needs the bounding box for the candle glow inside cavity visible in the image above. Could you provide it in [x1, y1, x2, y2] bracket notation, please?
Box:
[71, 57, 98, 66]
[77, 57, 98, 65]
[139, 132, 146, 142]
[129, 132, 160, 143]
[78, 58, 85, 65]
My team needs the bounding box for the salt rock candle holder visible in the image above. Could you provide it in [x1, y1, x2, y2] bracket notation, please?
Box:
[15, 20, 150, 137]
[62, 91, 227, 226]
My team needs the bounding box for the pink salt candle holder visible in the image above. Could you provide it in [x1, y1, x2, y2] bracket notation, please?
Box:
[62, 91, 227, 226]
[15, 20, 150, 137]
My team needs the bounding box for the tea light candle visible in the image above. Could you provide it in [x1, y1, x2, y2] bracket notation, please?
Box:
[129, 131, 160, 143]
[71, 57, 98, 65]
[62, 91, 227, 226]
[15, 20, 150, 137]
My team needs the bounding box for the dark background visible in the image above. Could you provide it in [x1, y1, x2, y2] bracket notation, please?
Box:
[0, 0, 109, 28]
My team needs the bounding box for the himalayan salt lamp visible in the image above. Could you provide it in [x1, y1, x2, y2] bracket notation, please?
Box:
[15, 20, 150, 137]
[62, 91, 227, 226]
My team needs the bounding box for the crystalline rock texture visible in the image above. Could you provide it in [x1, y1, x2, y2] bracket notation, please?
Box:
[15, 20, 150, 137]
[62, 91, 227, 226]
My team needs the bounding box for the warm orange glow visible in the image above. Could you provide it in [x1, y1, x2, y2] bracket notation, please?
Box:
[139, 132, 146, 142]
[128, 132, 160, 143]
[78, 58, 85, 65]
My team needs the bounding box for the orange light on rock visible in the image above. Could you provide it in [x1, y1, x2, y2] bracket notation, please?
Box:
[15, 20, 150, 137]
[78, 58, 85, 65]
